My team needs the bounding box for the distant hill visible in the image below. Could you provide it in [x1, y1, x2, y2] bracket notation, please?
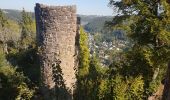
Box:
[2, 9, 34, 21]
[84, 16, 112, 33]
[2, 9, 112, 33]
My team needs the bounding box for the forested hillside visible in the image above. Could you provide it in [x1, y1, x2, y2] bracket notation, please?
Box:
[0, 0, 170, 100]
[2, 9, 123, 67]
[2, 9, 111, 30]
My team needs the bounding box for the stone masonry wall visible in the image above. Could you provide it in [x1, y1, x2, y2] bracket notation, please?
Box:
[35, 3, 79, 100]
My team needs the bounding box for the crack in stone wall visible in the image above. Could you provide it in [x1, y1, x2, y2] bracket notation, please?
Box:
[35, 3, 79, 100]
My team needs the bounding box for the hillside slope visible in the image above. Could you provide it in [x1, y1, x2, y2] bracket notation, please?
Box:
[2, 9, 112, 33]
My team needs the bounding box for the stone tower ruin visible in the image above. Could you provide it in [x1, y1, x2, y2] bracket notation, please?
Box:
[35, 3, 79, 100]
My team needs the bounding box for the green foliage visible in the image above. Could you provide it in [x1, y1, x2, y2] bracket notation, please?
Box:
[0, 9, 8, 28]
[1, 2, 169, 99]
[87, 56, 108, 100]
[16, 83, 34, 100]
[0, 9, 37, 100]
[77, 16, 146, 100]
[76, 27, 90, 100]
[94, 33, 102, 46]
[20, 9, 36, 49]
[110, 75, 127, 100]
[7, 48, 40, 84]
[84, 16, 112, 33]
[0, 9, 20, 41]
[77, 29, 110, 100]
[7, 20, 21, 41]
[0, 49, 34, 100]
[0, 9, 21, 58]
[126, 76, 144, 99]
[97, 73, 144, 100]
[79, 27, 90, 77]
[98, 79, 109, 99]
[108, 0, 170, 98]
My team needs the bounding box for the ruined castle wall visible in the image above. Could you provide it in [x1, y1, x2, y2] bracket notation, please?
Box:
[35, 3, 78, 99]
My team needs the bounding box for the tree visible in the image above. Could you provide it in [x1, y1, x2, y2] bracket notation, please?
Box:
[76, 27, 90, 100]
[0, 9, 8, 28]
[20, 8, 36, 49]
[108, 0, 170, 98]
[0, 49, 34, 99]
[0, 9, 20, 54]
[87, 55, 108, 100]
[78, 27, 90, 77]
[0, 9, 9, 54]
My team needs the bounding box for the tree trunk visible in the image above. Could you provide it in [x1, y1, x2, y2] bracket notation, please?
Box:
[162, 62, 170, 100]
[3, 43, 8, 54]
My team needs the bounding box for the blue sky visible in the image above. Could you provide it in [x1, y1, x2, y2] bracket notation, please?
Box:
[0, 0, 115, 16]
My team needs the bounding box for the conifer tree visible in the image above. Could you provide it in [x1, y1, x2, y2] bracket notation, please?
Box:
[20, 8, 36, 49]
[109, 0, 170, 98]
[76, 27, 90, 100]
[78, 27, 90, 77]
[0, 9, 8, 53]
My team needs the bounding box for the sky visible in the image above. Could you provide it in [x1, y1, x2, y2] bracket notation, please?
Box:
[0, 0, 115, 16]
